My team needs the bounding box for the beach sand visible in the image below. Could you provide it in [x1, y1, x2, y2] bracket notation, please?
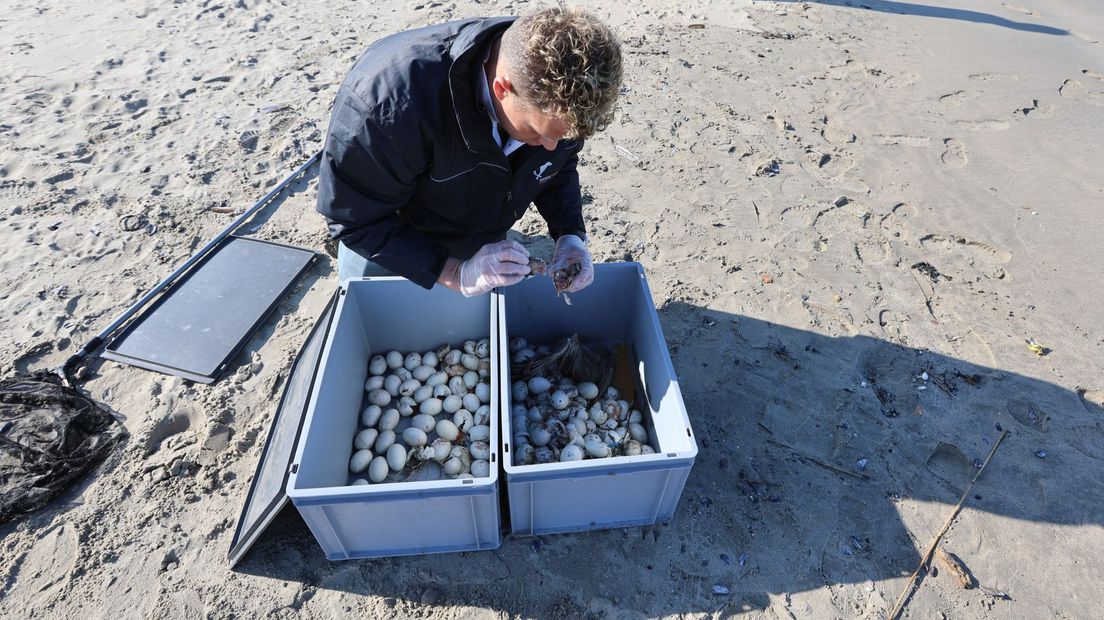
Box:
[1, 0, 1102, 617]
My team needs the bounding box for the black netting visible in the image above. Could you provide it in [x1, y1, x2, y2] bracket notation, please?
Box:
[0, 372, 126, 525]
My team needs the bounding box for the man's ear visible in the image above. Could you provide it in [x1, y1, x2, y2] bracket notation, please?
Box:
[492, 76, 513, 101]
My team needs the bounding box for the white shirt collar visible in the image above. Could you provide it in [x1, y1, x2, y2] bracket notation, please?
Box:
[479, 44, 524, 156]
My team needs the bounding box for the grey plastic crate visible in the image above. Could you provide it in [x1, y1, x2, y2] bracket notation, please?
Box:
[496, 263, 697, 536]
[287, 278, 501, 559]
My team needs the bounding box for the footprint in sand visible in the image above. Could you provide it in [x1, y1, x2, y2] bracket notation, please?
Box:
[925, 442, 976, 492]
[1077, 387, 1104, 415]
[1007, 399, 1049, 431]
[937, 90, 978, 106]
[1067, 425, 1104, 462]
[1083, 69, 1104, 81]
[1059, 78, 1104, 105]
[919, 234, 1012, 264]
[143, 407, 199, 456]
[878, 202, 916, 235]
[940, 138, 968, 167]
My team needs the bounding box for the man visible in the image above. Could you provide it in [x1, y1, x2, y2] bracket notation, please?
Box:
[316, 7, 622, 296]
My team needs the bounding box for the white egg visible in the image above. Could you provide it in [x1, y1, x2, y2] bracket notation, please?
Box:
[351, 478, 370, 486]
[442, 395, 463, 414]
[354, 428, 378, 451]
[606, 386, 620, 400]
[528, 376, 552, 394]
[641, 445, 656, 455]
[475, 383, 491, 404]
[385, 351, 403, 369]
[378, 408, 400, 431]
[468, 441, 490, 460]
[368, 355, 387, 376]
[515, 443, 536, 465]
[349, 449, 374, 473]
[374, 429, 396, 453]
[386, 443, 408, 471]
[629, 410, 643, 424]
[527, 407, 544, 422]
[422, 351, 439, 368]
[404, 352, 421, 370]
[470, 459, 490, 477]
[463, 371, 480, 389]
[461, 353, 480, 371]
[577, 382, 599, 400]
[412, 385, 433, 404]
[398, 379, 420, 397]
[453, 409, 474, 432]
[462, 393, 481, 413]
[513, 348, 536, 364]
[384, 374, 402, 396]
[396, 396, 416, 416]
[361, 405, 382, 428]
[474, 405, 491, 426]
[463, 340, 477, 355]
[402, 427, 428, 447]
[367, 389, 391, 407]
[624, 440, 643, 456]
[476, 339, 490, 359]
[530, 425, 552, 447]
[433, 384, 452, 398]
[419, 398, 443, 416]
[560, 444, 585, 462]
[444, 349, 462, 366]
[435, 419, 459, 442]
[394, 367, 412, 382]
[426, 371, 448, 387]
[412, 364, 434, 382]
[368, 455, 389, 482]
[411, 414, 436, 433]
[364, 375, 385, 392]
[628, 422, 648, 443]
[429, 438, 452, 462]
[534, 447, 554, 464]
[550, 390, 569, 410]
[468, 425, 490, 442]
[448, 376, 467, 396]
[511, 381, 528, 402]
[442, 457, 463, 476]
[585, 434, 610, 458]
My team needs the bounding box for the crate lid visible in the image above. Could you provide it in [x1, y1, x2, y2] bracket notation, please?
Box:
[227, 290, 338, 569]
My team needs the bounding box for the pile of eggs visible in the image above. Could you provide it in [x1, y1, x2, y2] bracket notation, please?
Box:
[508, 336, 654, 466]
[348, 339, 493, 485]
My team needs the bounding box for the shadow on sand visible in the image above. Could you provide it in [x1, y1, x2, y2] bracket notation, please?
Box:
[794, 0, 1068, 36]
[233, 269, 1103, 616]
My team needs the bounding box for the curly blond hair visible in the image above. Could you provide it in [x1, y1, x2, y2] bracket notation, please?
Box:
[500, 7, 623, 140]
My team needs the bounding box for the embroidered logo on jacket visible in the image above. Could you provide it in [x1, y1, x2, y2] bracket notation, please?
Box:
[533, 162, 555, 184]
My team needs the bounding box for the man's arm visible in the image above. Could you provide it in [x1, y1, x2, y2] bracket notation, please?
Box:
[316, 87, 451, 290]
[532, 141, 587, 241]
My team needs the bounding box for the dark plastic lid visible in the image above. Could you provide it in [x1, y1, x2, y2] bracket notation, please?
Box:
[227, 289, 338, 568]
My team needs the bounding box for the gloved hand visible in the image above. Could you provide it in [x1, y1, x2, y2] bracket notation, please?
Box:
[458, 240, 531, 297]
[549, 234, 594, 293]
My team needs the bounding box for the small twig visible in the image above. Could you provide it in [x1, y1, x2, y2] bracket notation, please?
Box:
[936, 548, 972, 588]
[766, 439, 869, 481]
[888, 430, 1008, 619]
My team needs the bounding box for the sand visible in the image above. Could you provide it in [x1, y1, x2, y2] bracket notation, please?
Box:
[2, 0, 1103, 618]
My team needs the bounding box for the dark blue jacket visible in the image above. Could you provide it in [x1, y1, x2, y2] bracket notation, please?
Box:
[316, 17, 587, 289]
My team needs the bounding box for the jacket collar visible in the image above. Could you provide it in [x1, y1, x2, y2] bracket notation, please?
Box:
[447, 16, 516, 156]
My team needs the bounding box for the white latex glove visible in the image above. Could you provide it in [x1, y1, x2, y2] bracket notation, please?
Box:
[550, 234, 594, 293]
[458, 240, 531, 297]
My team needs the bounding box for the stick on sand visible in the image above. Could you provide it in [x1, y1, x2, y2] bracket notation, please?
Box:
[887, 430, 1009, 619]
